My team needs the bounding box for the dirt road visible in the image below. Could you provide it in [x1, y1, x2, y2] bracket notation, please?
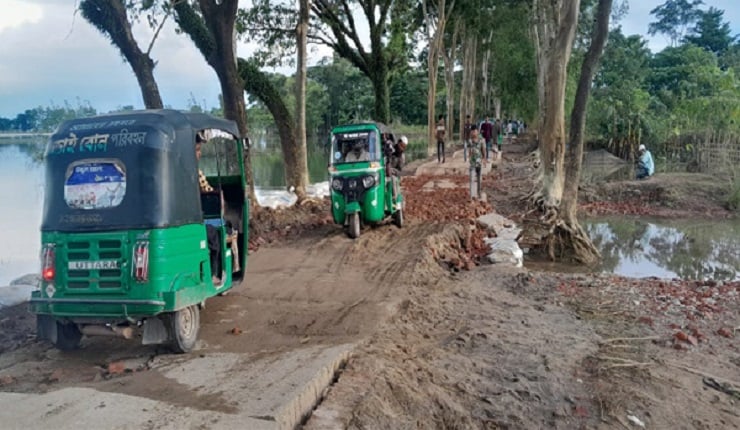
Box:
[0, 222, 439, 429]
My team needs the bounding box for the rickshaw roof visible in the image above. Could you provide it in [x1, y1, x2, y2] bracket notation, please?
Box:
[54, 109, 241, 140]
[330, 122, 392, 135]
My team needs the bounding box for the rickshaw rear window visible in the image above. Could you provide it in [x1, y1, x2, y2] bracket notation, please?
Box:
[64, 159, 126, 210]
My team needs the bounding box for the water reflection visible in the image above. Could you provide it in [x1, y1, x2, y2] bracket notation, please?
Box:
[0, 140, 46, 285]
[585, 217, 740, 281]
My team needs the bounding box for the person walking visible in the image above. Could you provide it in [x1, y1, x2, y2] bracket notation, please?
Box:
[480, 116, 494, 161]
[468, 125, 486, 199]
[463, 114, 472, 162]
[494, 118, 503, 153]
[436, 114, 446, 163]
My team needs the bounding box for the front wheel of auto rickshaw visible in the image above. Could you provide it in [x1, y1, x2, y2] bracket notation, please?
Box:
[53, 320, 83, 351]
[393, 208, 404, 228]
[348, 212, 361, 239]
[166, 305, 200, 353]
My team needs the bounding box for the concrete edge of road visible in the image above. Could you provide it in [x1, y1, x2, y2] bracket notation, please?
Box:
[275, 345, 352, 429]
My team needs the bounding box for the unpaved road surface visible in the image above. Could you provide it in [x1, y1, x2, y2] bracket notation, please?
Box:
[0, 222, 438, 429]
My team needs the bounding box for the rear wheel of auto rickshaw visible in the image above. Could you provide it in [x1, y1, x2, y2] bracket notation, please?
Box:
[393, 208, 404, 228]
[54, 320, 83, 351]
[167, 305, 200, 353]
[348, 212, 361, 239]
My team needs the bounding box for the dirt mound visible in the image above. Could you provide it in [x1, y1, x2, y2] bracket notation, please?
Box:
[403, 175, 493, 222]
[0, 303, 35, 354]
[248, 197, 333, 251]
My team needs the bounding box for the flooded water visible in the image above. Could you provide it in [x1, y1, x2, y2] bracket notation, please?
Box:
[585, 217, 740, 281]
[0, 142, 45, 285]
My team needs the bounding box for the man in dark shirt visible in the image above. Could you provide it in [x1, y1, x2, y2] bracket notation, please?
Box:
[480, 116, 494, 161]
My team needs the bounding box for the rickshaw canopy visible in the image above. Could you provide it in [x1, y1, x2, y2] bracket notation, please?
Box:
[41, 109, 240, 232]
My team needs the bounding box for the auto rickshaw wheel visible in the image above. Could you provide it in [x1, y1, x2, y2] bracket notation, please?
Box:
[348, 212, 361, 239]
[167, 305, 200, 353]
[54, 320, 83, 351]
[393, 208, 404, 228]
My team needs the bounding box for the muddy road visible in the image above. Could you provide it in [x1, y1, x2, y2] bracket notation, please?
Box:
[0, 222, 439, 429]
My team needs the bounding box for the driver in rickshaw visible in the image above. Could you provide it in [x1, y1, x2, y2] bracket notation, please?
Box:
[345, 139, 370, 162]
[195, 131, 224, 285]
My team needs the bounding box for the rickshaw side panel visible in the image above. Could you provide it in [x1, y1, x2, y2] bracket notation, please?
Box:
[32, 224, 215, 319]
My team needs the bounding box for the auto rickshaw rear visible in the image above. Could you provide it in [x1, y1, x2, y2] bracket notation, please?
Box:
[31, 110, 248, 352]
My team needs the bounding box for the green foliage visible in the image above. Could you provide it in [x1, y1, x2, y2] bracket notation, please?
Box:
[0, 100, 97, 132]
[684, 7, 736, 55]
[648, 0, 704, 46]
[487, 0, 537, 120]
[586, 21, 740, 167]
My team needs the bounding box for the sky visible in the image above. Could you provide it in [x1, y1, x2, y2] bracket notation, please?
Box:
[0, 0, 738, 118]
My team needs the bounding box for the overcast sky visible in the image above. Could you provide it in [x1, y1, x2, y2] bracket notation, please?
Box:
[0, 0, 738, 118]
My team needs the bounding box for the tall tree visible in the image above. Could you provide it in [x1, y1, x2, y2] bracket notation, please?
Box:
[684, 6, 736, 55]
[294, 0, 311, 199]
[79, 0, 166, 109]
[531, 0, 581, 217]
[422, 0, 456, 154]
[311, 0, 410, 123]
[442, 18, 460, 137]
[173, 0, 256, 201]
[648, 0, 704, 47]
[553, 0, 613, 263]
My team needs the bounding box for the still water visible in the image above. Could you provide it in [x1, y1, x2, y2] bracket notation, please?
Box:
[585, 217, 740, 281]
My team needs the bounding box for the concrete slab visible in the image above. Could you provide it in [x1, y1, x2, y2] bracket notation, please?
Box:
[0, 343, 354, 430]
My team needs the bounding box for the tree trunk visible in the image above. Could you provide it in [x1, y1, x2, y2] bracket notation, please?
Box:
[239, 59, 297, 198]
[195, 0, 256, 203]
[533, 0, 580, 218]
[293, 0, 311, 200]
[443, 20, 460, 148]
[79, 0, 163, 109]
[423, 0, 451, 157]
[554, 0, 613, 264]
[371, 60, 391, 123]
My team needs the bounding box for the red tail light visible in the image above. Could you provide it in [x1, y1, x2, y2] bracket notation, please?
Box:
[41, 245, 55, 282]
[133, 241, 149, 282]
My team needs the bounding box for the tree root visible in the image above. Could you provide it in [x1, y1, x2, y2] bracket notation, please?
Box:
[545, 217, 601, 264]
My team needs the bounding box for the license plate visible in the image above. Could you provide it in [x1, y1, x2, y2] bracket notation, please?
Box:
[68, 260, 120, 270]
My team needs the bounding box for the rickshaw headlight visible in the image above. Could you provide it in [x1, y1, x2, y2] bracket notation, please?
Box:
[362, 174, 376, 189]
[331, 178, 343, 191]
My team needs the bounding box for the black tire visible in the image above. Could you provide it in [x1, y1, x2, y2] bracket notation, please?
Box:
[54, 321, 82, 351]
[348, 212, 361, 239]
[167, 305, 200, 353]
[393, 208, 404, 228]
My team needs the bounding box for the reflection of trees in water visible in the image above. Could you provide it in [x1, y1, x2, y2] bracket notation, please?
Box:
[586, 220, 651, 273]
[252, 132, 329, 187]
[586, 218, 740, 280]
[3, 139, 47, 165]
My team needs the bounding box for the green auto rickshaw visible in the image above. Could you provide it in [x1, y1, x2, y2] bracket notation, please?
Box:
[328, 122, 403, 238]
[31, 109, 249, 353]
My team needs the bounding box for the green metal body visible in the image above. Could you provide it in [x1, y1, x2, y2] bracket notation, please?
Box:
[329, 123, 403, 226]
[31, 112, 248, 325]
[31, 224, 230, 319]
